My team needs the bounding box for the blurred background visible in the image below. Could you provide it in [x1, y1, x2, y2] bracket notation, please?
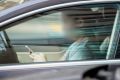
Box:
[0, 0, 31, 10]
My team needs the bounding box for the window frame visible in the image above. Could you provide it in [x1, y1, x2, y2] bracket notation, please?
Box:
[0, 1, 119, 66]
[107, 4, 120, 59]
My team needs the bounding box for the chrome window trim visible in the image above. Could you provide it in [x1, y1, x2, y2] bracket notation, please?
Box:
[0, 60, 120, 70]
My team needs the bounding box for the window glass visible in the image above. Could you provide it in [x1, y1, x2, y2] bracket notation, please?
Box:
[115, 31, 120, 59]
[5, 4, 117, 63]
[7, 13, 63, 40]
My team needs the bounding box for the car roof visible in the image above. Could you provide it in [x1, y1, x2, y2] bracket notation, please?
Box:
[0, 0, 119, 23]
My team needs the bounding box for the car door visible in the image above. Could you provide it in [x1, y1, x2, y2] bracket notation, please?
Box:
[0, 0, 120, 80]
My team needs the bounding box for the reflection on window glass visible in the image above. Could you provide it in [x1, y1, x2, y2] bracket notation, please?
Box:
[7, 13, 64, 40]
[4, 4, 117, 64]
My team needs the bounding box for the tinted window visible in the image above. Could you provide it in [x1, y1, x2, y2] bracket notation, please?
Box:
[5, 4, 117, 63]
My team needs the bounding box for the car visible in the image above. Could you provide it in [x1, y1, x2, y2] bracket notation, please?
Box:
[0, 0, 120, 80]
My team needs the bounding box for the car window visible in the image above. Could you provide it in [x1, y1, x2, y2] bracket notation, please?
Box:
[4, 4, 117, 64]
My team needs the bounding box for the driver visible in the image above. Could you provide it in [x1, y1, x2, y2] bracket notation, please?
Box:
[61, 11, 102, 61]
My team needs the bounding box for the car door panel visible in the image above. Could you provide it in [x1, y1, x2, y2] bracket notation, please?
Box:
[0, 63, 103, 80]
[0, 60, 120, 80]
